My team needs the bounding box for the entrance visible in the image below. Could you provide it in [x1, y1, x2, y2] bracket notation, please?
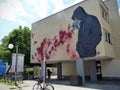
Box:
[89, 60, 102, 81]
[96, 61, 102, 80]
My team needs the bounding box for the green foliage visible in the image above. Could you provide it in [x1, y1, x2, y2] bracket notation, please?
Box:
[0, 26, 31, 66]
[25, 67, 33, 73]
[0, 51, 11, 64]
[26, 67, 33, 75]
[0, 43, 12, 63]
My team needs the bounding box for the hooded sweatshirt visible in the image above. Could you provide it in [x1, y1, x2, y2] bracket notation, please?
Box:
[72, 6, 102, 58]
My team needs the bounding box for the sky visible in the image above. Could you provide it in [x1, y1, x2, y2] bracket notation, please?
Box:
[0, 0, 120, 44]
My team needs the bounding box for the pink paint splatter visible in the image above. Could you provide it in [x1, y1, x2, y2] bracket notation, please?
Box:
[33, 24, 79, 62]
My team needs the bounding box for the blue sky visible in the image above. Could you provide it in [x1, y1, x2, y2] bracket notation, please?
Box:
[0, 0, 120, 44]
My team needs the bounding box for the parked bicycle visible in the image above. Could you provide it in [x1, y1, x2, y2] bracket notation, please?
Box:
[33, 76, 54, 90]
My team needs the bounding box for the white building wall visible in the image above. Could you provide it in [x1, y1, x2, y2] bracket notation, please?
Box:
[84, 61, 90, 76]
[62, 62, 76, 76]
[101, 60, 120, 78]
[100, 0, 120, 79]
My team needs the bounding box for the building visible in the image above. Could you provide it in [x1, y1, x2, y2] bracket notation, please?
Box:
[31, 0, 120, 82]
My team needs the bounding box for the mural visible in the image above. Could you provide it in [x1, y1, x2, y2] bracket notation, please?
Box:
[31, 6, 101, 63]
[71, 6, 102, 58]
[32, 24, 79, 63]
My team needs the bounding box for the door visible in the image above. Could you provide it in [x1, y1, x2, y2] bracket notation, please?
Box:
[96, 61, 102, 80]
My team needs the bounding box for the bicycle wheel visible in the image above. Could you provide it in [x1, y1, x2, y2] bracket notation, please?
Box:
[33, 83, 42, 90]
[45, 83, 54, 90]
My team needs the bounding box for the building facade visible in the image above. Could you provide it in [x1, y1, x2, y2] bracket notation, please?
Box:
[31, 0, 120, 81]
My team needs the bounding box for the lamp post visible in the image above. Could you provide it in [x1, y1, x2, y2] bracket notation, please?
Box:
[8, 44, 18, 85]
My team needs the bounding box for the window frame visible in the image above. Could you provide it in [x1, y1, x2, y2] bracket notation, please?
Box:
[101, 5, 109, 23]
[104, 31, 111, 44]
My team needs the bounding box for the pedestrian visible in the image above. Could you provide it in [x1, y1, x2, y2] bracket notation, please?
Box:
[71, 6, 102, 58]
[47, 69, 52, 79]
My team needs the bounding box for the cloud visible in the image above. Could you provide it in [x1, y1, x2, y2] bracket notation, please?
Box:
[48, 0, 65, 13]
[24, 0, 84, 19]
[73, 0, 84, 4]
[17, 19, 28, 27]
[0, 0, 84, 24]
[49, 0, 84, 14]
[24, 0, 50, 19]
[0, 0, 33, 22]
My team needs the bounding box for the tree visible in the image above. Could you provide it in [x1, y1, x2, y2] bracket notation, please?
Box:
[0, 37, 11, 63]
[0, 26, 31, 66]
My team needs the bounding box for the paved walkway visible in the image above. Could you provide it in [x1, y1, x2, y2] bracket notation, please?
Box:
[0, 80, 120, 90]
[0, 83, 9, 90]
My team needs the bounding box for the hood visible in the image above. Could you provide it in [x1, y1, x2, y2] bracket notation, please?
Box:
[72, 6, 87, 22]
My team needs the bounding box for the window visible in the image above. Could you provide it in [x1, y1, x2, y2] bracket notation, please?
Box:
[101, 6, 109, 23]
[105, 31, 111, 44]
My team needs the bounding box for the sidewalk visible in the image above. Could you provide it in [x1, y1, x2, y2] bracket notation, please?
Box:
[1, 80, 120, 90]
[8, 80, 97, 90]
[0, 83, 10, 90]
[8, 80, 36, 90]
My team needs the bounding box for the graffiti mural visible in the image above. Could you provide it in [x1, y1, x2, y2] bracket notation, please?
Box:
[71, 6, 102, 58]
[32, 24, 79, 62]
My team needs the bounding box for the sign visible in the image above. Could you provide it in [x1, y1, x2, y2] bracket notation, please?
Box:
[11, 53, 25, 72]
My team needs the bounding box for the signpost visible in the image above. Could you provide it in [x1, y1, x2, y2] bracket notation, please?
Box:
[8, 44, 18, 85]
[8, 44, 24, 86]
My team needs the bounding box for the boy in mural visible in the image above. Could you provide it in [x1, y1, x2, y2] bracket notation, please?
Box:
[71, 6, 102, 58]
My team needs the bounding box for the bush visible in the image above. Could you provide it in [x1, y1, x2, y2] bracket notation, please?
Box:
[25, 68, 33, 75]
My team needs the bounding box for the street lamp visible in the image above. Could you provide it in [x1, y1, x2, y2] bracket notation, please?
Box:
[8, 43, 18, 85]
[8, 44, 14, 49]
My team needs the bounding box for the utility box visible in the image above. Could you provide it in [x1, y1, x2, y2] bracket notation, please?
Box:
[0, 62, 7, 76]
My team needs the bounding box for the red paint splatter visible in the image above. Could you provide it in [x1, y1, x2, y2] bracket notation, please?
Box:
[49, 51, 51, 54]
[38, 38, 47, 61]
[53, 36, 59, 49]
[71, 52, 78, 59]
[47, 38, 52, 47]
[66, 44, 70, 53]
[59, 30, 66, 45]
[96, 51, 100, 56]
[34, 24, 79, 62]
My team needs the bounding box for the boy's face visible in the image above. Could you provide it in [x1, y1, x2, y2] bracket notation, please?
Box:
[72, 18, 81, 30]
